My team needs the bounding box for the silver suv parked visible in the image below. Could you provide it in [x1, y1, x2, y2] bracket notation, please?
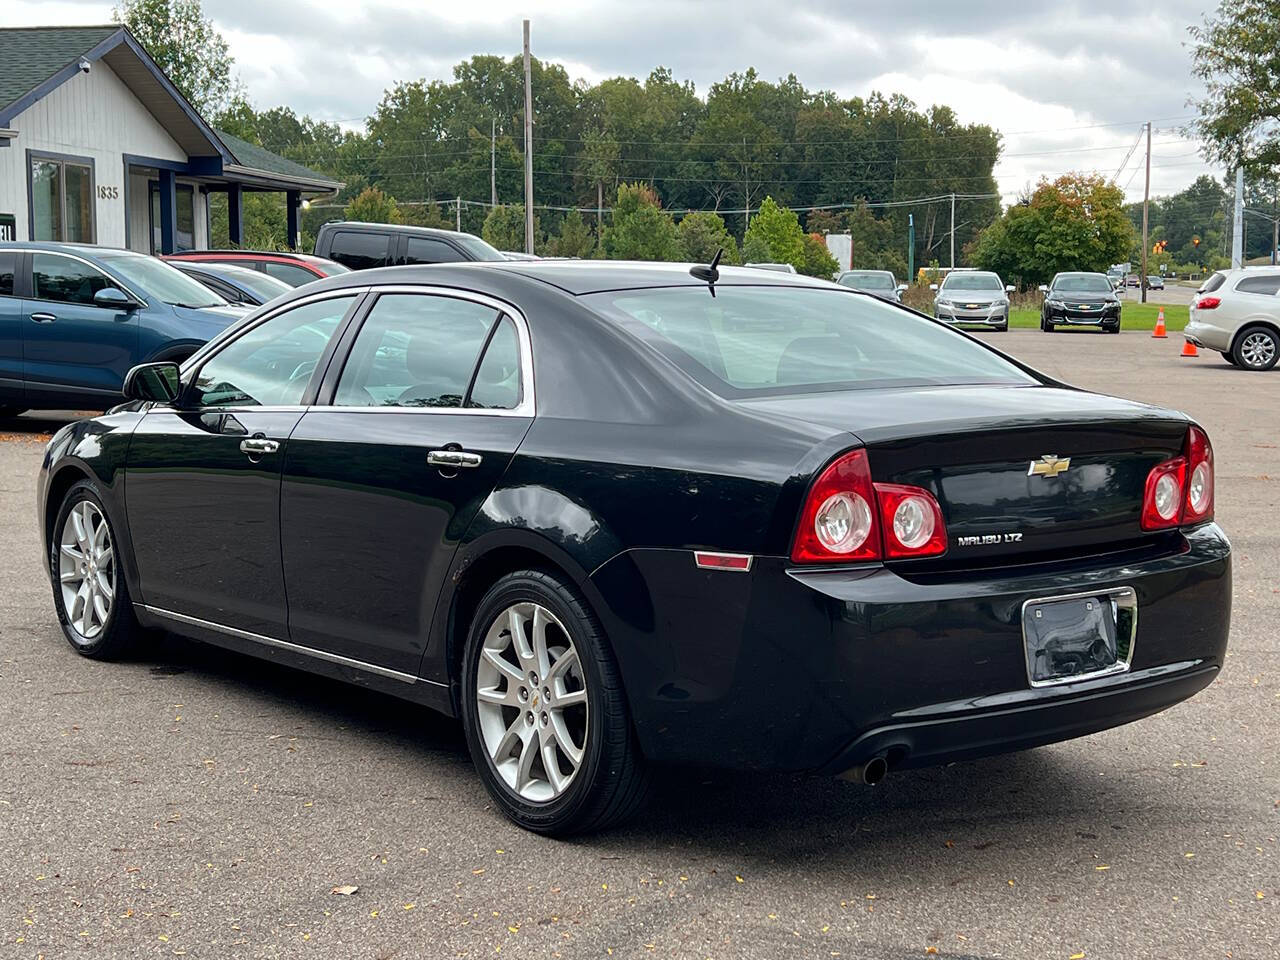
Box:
[1185, 267, 1280, 371]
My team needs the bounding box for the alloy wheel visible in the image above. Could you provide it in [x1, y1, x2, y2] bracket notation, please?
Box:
[1239, 331, 1276, 369]
[475, 601, 589, 803]
[58, 500, 115, 641]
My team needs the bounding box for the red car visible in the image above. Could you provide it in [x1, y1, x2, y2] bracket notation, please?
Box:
[162, 250, 349, 288]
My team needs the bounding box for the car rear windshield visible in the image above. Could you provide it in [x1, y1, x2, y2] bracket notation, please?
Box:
[451, 233, 507, 262]
[585, 285, 1036, 397]
[942, 273, 1002, 291]
[1053, 275, 1112, 293]
[97, 252, 226, 308]
[1201, 272, 1226, 293]
[840, 272, 893, 290]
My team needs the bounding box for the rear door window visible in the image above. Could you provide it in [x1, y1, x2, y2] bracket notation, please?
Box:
[333, 294, 501, 408]
[1234, 275, 1280, 296]
[328, 231, 390, 270]
[403, 237, 466, 265]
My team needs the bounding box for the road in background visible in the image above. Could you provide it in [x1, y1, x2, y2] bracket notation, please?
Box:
[0, 336, 1275, 959]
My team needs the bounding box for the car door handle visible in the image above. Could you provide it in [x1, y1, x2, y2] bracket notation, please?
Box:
[427, 449, 482, 468]
[30, 312, 56, 323]
[239, 438, 280, 456]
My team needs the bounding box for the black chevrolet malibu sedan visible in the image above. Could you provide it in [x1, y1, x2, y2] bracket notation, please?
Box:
[37, 261, 1231, 835]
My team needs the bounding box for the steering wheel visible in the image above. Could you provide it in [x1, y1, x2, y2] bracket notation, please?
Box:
[287, 359, 317, 383]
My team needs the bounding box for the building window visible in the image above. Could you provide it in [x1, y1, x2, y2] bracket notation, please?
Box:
[29, 152, 95, 243]
[150, 182, 195, 252]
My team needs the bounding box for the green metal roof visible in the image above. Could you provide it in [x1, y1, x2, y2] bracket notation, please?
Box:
[0, 25, 118, 111]
[215, 129, 339, 188]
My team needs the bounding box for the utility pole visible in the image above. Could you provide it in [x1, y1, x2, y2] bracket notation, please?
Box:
[743, 138, 749, 230]
[1140, 121, 1151, 304]
[490, 117, 497, 207]
[522, 19, 535, 255]
[908, 213, 915, 283]
[1232, 166, 1244, 268]
[456, 196, 461, 231]
[1264, 186, 1274, 264]
[949, 192, 956, 268]
[597, 181, 603, 240]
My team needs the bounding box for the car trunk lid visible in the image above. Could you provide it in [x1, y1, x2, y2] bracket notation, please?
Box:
[739, 384, 1190, 563]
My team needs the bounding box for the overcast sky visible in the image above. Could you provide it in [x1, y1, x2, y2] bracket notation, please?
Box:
[15, 0, 1221, 205]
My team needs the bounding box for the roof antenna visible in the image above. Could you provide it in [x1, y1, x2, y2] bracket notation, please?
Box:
[689, 247, 723, 297]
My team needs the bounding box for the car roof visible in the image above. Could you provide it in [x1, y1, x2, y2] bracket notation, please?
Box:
[175, 261, 270, 280]
[1054, 271, 1108, 278]
[0, 240, 144, 258]
[166, 250, 334, 266]
[317, 221, 481, 241]
[297, 260, 842, 298]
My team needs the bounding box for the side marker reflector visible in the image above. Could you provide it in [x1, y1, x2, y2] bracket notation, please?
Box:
[694, 552, 753, 572]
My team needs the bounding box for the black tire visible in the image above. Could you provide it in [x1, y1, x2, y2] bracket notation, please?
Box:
[1044, 319, 1056, 333]
[1221, 351, 1236, 365]
[1105, 323, 1121, 334]
[48, 479, 141, 659]
[1231, 325, 1279, 371]
[460, 569, 649, 836]
[0, 406, 27, 417]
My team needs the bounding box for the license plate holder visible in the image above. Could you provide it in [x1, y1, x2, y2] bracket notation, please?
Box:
[1022, 587, 1137, 687]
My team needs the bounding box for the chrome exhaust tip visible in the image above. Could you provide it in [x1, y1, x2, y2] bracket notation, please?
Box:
[839, 754, 889, 786]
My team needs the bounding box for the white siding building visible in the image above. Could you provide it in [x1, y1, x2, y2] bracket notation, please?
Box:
[0, 25, 339, 253]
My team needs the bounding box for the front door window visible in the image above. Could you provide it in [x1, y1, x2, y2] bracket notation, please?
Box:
[30, 154, 95, 243]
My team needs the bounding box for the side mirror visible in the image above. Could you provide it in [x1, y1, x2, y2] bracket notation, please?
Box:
[94, 287, 138, 309]
[896, 283, 908, 292]
[1005, 284, 1015, 293]
[929, 283, 938, 292]
[1038, 284, 1049, 293]
[123, 362, 181, 404]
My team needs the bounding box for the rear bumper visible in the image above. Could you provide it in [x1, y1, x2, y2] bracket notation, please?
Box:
[591, 525, 1231, 774]
[1184, 319, 1232, 351]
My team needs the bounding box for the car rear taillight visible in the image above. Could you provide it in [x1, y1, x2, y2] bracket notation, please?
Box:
[792, 450, 880, 563]
[873, 483, 948, 558]
[791, 450, 948, 563]
[1184, 425, 1214, 523]
[1140, 425, 1214, 530]
[1195, 296, 1220, 309]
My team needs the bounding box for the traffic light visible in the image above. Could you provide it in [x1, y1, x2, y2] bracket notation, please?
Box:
[1192, 235, 1201, 247]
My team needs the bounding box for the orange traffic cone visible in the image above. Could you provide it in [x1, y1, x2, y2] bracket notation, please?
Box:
[1181, 339, 1199, 358]
[1152, 307, 1167, 338]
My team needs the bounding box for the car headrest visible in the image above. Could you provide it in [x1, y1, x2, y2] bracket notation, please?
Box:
[776, 334, 848, 385]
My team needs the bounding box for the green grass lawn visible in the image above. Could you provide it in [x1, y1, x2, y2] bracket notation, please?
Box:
[1008, 303, 1188, 331]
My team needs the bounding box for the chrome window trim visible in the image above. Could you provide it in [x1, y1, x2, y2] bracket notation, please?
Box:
[28, 249, 148, 306]
[1021, 585, 1137, 689]
[139, 604, 447, 688]
[319, 284, 536, 418]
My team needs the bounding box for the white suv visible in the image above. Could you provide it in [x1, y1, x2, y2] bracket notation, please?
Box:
[1185, 267, 1280, 370]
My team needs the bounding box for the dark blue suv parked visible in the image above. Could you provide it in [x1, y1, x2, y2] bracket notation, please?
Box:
[0, 243, 247, 414]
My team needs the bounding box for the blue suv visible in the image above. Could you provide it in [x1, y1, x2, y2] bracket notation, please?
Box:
[0, 243, 248, 414]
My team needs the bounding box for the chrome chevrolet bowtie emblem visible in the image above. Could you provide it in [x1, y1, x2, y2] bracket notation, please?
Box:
[1028, 454, 1071, 478]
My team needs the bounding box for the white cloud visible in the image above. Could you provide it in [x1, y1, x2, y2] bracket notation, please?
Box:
[4, 0, 1222, 203]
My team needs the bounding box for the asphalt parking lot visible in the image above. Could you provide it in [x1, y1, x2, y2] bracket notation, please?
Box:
[0, 331, 1275, 960]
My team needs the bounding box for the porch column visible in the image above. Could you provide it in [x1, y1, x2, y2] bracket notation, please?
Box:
[158, 168, 177, 255]
[227, 183, 243, 247]
[286, 190, 301, 251]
